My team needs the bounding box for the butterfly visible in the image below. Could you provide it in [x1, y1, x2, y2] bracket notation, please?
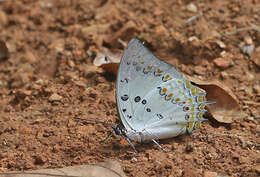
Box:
[112, 38, 212, 153]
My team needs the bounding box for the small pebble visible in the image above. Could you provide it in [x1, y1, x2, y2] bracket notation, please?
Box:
[49, 93, 62, 102]
[220, 71, 228, 80]
[215, 40, 226, 49]
[213, 57, 231, 69]
[185, 142, 194, 152]
[131, 157, 138, 163]
[86, 50, 93, 57]
[244, 35, 253, 45]
[253, 84, 260, 94]
[203, 171, 217, 177]
[241, 44, 255, 56]
[188, 36, 200, 42]
[187, 3, 198, 12]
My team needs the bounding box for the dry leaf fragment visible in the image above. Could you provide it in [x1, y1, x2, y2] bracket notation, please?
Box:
[186, 76, 244, 123]
[0, 160, 126, 177]
[93, 50, 121, 74]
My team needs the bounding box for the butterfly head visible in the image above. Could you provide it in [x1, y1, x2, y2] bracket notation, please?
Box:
[112, 124, 127, 136]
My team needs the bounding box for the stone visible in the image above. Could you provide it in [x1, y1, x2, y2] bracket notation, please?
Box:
[253, 84, 260, 95]
[220, 71, 228, 80]
[131, 157, 138, 163]
[251, 46, 260, 67]
[244, 35, 253, 45]
[187, 3, 198, 12]
[194, 65, 207, 75]
[241, 44, 255, 56]
[253, 164, 260, 173]
[0, 10, 8, 27]
[24, 51, 37, 63]
[204, 171, 217, 177]
[49, 93, 62, 102]
[185, 142, 194, 152]
[215, 40, 226, 49]
[183, 167, 200, 177]
[213, 57, 231, 69]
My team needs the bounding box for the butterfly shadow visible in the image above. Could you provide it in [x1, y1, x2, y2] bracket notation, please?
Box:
[100, 71, 117, 82]
[98, 135, 190, 156]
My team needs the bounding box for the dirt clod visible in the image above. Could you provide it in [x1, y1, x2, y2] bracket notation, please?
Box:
[48, 93, 62, 102]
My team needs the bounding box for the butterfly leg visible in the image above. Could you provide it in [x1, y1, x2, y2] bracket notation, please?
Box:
[123, 135, 138, 154]
[112, 125, 138, 154]
[152, 139, 168, 152]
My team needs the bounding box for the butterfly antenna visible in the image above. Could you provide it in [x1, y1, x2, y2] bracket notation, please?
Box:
[152, 139, 168, 152]
[101, 131, 113, 146]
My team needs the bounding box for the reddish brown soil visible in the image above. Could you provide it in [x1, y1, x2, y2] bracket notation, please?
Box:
[0, 0, 259, 177]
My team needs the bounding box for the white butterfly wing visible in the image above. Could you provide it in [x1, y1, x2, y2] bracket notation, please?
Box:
[116, 38, 184, 131]
[116, 38, 209, 142]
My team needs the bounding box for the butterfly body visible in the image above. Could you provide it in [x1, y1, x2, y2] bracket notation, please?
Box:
[115, 38, 210, 145]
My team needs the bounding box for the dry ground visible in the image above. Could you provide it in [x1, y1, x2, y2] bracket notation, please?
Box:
[0, 0, 259, 177]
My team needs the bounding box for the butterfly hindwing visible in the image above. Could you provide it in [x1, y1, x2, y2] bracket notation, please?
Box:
[116, 38, 210, 141]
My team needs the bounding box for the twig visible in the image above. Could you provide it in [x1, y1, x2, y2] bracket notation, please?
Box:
[243, 100, 260, 106]
[186, 12, 203, 25]
[221, 24, 260, 36]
